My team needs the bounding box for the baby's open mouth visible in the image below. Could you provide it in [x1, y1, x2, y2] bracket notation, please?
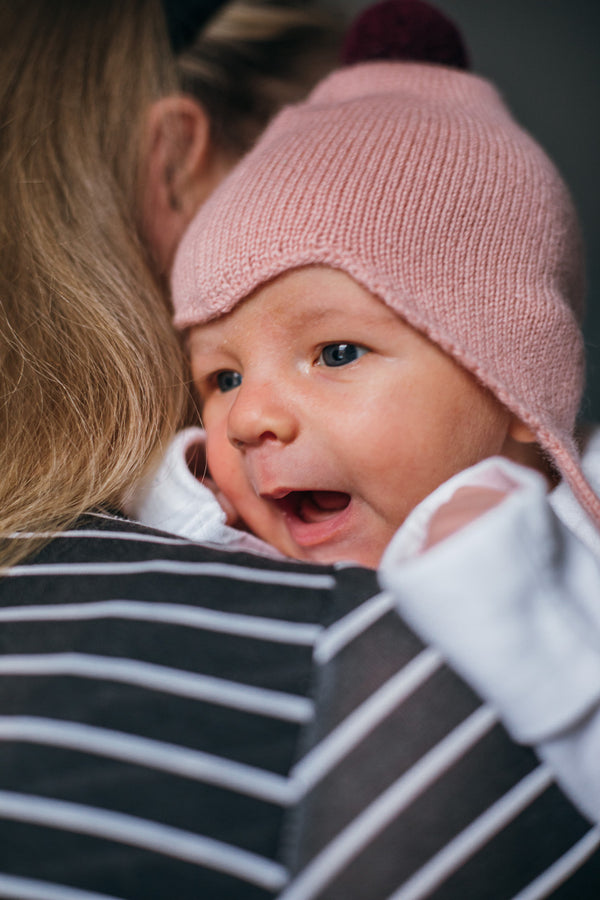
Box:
[277, 490, 351, 524]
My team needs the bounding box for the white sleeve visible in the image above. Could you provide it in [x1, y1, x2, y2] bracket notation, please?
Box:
[122, 426, 285, 557]
[122, 427, 231, 542]
[378, 457, 600, 824]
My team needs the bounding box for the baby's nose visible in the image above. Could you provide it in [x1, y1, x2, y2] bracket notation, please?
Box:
[227, 381, 298, 448]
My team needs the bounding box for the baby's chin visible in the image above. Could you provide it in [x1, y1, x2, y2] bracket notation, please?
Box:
[279, 537, 385, 570]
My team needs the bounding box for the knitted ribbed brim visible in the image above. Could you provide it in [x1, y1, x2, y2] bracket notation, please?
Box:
[172, 61, 600, 529]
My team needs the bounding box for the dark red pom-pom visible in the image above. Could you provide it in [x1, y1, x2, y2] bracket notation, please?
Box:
[342, 0, 470, 71]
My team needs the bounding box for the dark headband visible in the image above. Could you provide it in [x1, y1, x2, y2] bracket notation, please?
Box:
[162, 0, 228, 53]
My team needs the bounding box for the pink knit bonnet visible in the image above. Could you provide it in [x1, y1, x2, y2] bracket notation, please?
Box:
[172, 60, 600, 528]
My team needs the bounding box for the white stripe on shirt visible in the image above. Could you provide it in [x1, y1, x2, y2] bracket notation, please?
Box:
[291, 648, 443, 795]
[0, 600, 322, 645]
[8, 529, 190, 546]
[0, 716, 296, 805]
[388, 766, 554, 900]
[0, 654, 313, 722]
[511, 826, 600, 900]
[0, 791, 288, 891]
[279, 705, 498, 900]
[0, 873, 123, 900]
[314, 592, 397, 664]
[6, 559, 335, 589]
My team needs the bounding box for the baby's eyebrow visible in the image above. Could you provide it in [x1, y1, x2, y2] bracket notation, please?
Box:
[187, 329, 230, 357]
[284, 305, 395, 331]
[188, 302, 400, 357]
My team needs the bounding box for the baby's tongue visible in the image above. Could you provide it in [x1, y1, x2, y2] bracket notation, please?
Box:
[298, 491, 349, 522]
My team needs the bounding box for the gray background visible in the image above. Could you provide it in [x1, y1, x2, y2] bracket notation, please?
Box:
[327, 0, 600, 420]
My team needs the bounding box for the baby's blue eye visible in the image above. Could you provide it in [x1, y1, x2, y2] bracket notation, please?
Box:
[318, 343, 368, 367]
[216, 370, 242, 393]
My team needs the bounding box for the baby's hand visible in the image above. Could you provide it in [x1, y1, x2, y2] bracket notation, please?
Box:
[423, 485, 508, 550]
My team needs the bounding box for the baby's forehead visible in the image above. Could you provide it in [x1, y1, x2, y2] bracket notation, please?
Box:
[191, 265, 403, 335]
[186, 264, 452, 381]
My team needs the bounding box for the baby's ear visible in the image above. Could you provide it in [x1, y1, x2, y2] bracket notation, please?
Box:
[507, 417, 537, 444]
[503, 417, 554, 482]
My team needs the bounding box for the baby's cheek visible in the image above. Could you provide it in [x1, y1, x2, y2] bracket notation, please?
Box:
[206, 435, 248, 518]
[205, 436, 230, 488]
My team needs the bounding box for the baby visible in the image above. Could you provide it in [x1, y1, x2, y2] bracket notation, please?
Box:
[129, 58, 600, 569]
[126, 58, 600, 825]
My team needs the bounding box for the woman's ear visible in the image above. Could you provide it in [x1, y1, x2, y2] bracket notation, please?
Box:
[140, 95, 213, 274]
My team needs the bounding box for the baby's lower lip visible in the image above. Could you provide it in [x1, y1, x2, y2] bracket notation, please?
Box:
[275, 490, 353, 548]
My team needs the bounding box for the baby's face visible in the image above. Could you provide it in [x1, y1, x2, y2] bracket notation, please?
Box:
[189, 267, 512, 567]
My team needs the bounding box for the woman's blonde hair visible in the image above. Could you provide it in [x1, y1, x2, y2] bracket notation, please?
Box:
[0, 0, 340, 569]
[176, 0, 341, 158]
[0, 0, 186, 568]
